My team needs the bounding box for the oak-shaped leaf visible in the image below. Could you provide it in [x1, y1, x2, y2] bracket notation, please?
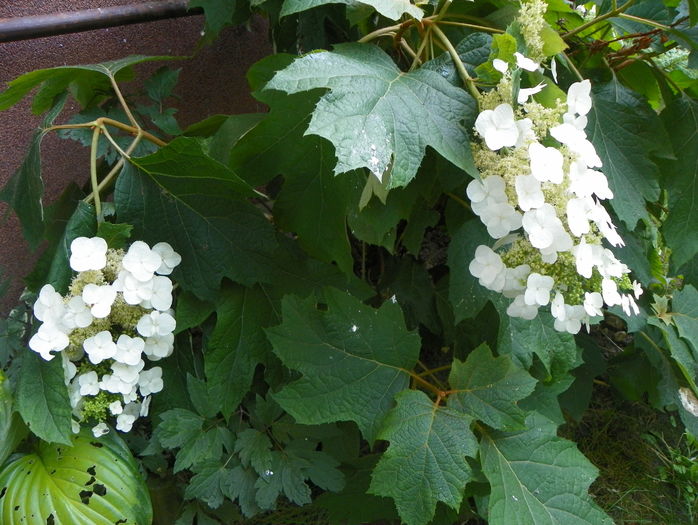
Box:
[369, 390, 477, 525]
[480, 412, 612, 524]
[267, 287, 420, 443]
[265, 43, 477, 187]
[448, 344, 536, 430]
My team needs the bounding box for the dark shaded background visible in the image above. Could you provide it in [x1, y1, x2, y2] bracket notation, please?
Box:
[1, 0, 271, 313]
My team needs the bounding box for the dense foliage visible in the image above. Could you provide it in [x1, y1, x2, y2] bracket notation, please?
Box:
[0, 0, 697, 523]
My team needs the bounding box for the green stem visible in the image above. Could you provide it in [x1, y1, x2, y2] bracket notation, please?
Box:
[410, 26, 433, 71]
[446, 191, 471, 210]
[561, 51, 585, 81]
[89, 126, 102, 220]
[85, 130, 143, 204]
[430, 24, 480, 101]
[562, 0, 636, 39]
[109, 76, 139, 129]
[99, 124, 130, 159]
[399, 39, 420, 63]
[616, 12, 670, 30]
[437, 20, 504, 33]
[48, 117, 166, 147]
[358, 23, 402, 43]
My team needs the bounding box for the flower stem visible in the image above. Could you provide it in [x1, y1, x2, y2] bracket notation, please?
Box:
[89, 126, 102, 220]
[436, 20, 504, 33]
[48, 117, 166, 147]
[430, 23, 480, 101]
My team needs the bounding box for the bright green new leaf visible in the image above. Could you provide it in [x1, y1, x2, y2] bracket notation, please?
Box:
[0, 95, 66, 249]
[0, 430, 152, 524]
[95, 222, 132, 249]
[587, 86, 669, 229]
[267, 287, 421, 443]
[205, 284, 277, 418]
[672, 285, 698, 354]
[481, 412, 612, 524]
[280, 0, 422, 20]
[660, 97, 698, 269]
[448, 344, 537, 430]
[16, 351, 72, 445]
[266, 43, 477, 187]
[369, 390, 477, 525]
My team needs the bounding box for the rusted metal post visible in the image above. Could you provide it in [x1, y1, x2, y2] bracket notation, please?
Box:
[0, 1, 203, 43]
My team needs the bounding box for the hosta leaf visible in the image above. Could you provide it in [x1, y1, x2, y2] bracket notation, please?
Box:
[587, 84, 669, 229]
[280, 0, 423, 20]
[660, 97, 698, 269]
[0, 94, 66, 249]
[205, 284, 277, 418]
[369, 390, 477, 525]
[448, 344, 536, 430]
[16, 351, 72, 445]
[0, 430, 152, 525]
[480, 412, 612, 525]
[267, 287, 420, 443]
[266, 43, 477, 187]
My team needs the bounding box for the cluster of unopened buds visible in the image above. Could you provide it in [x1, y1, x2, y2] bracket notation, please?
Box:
[467, 53, 642, 334]
[29, 236, 181, 437]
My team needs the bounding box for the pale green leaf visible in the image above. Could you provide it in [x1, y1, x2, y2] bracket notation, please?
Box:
[266, 43, 477, 187]
[369, 390, 477, 525]
[267, 288, 420, 443]
[281, 0, 422, 21]
[448, 344, 537, 430]
[481, 412, 613, 525]
[0, 431, 152, 524]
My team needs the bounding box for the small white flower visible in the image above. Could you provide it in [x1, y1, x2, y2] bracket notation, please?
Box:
[137, 311, 176, 337]
[114, 335, 145, 366]
[116, 412, 137, 433]
[62, 296, 93, 330]
[71, 420, 81, 434]
[140, 396, 151, 417]
[563, 112, 588, 132]
[91, 422, 109, 438]
[506, 295, 538, 320]
[522, 204, 561, 250]
[620, 294, 640, 316]
[83, 330, 117, 364]
[469, 245, 506, 292]
[100, 374, 137, 396]
[529, 143, 564, 184]
[632, 280, 643, 300]
[62, 354, 77, 383]
[33, 284, 65, 325]
[601, 278, 622, 307]
[152, 242, 181, 275]
[566, 80, 592, 116]
[524, 273, 555, 306]
[150, 276, 174, 311]
[143, 333, 175, 360]
[566, 197, 594, 237]
[517, 82, 545, 104]
[515, 118, 536, 148]
[70, 237, 108, 272]
[502, 264, 531, 298]
[550, 123, 602, 168]
[479, 201, 522, 239]
[119, 271, 154, 306]
[111, 360, 145, 384]
[82, 284, 117, 319]
[29, 324, 69, 361]
[590, 204, 624, 247]
[573, 239, 603, 279]
[550, 57, 558, 83]
[493, 58, 509, 73]
[139, 367, 164, 396]
[475, 103, 520, 151]
[515, 175, 544, 211]
[551, 292, 566, 321]
[122, 241, 162, 282]
[554, 305, 586, 334]
[514, 52, 540, 71]
[583, 292, 604, 317]
[78, 371, 100, 396]
[109, 400, 123, 415]
[468, 176, 508, 216]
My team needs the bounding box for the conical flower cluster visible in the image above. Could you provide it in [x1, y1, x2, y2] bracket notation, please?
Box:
[29, 236, 181, 437]
[467, 58, 641, 334]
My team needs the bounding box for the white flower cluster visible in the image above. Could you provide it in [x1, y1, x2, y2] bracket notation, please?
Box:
[28, 236, 181, 437]
[467, 56, 642, 334]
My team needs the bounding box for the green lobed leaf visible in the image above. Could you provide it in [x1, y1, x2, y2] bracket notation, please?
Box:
[0, 430, 152, 524]
[660, 97, 698, 269]
[185, 461, 260, 516]
[205, 283, 277, 418]
[0, 94, 67, 249]
[0, 376, 27, 468]
[447, 219, 493, 323]
[144, 66, 181, 104]
[16, 351, 72, 445]
[587, 84, 670, 229]
[267, 287, 421, 443]
[280, 0, 423, 20]
[480, 412, 613, 525]
[369, 390, 477, 525]
[95, 222, 132, 249]
[189, 0, 238, 45]
[265, 43, 478, 187]
[422, 33, 493, 88]
[448, 344, 537, 430]
[672, 285, 698, 354]
[234, 429, 273, 475]
[175, 291, 215, 335]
